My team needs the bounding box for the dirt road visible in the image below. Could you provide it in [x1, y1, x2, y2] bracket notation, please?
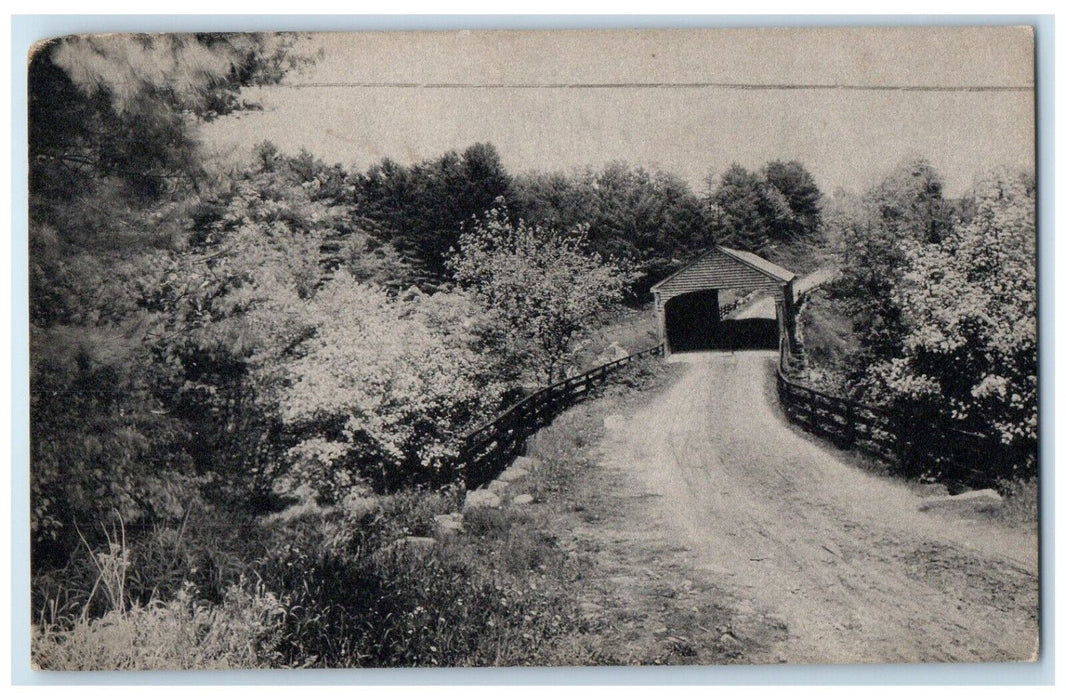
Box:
[596, 350, 1039, 664]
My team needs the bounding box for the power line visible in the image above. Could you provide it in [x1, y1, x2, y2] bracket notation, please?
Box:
[268, 81, 1033, 93]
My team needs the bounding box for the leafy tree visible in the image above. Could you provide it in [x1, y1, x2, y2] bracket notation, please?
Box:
[28, 35, 312, 555]
[705, 160, 824, 257]
[276, 273, 503, 498]
[450, 204, 630, 384]
[351, 143, 513, 284]
[866, 157, 953, 245]
[830, 157, 954, 372]
[820, 187, 868, 255]
[762, 160, 823, 241]
[866, 170, 1036, 454]
[707, 163, 794, 252]
[512, 163, 710, 295]
[30, 33, 311, 210]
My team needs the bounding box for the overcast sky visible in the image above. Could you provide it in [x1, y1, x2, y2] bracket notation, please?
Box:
[201, 27, 1035, 197]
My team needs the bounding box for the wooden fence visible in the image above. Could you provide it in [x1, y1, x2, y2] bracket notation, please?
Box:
[775, 339, 1034, 488]
[457, 344, 664, 487]
[453, 321, 1031, 490]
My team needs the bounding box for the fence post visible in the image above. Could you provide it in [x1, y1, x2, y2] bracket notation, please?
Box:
[896, 413, 911, 476]
[845, 402, 855, 448]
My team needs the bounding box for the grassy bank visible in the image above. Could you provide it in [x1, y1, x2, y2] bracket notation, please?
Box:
[32, 355, 679, 670]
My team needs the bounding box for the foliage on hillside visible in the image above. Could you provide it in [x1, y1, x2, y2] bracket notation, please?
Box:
[866, 170, 1036, 446]
[451, 206, 631, 384]
[803, 158, 1036, 476]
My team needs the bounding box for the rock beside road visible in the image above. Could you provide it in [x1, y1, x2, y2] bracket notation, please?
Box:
[433, 512, 464, 537]
[464, 489, 502, 510]
[604, 414, 627, 432]
[595, 342, 629, 366]
[399, 535, 437, 551]
[917, 488, 1004, 514]
[498, 464, 532, 482]
[513, 494, 535, 505]
[510, 456, 539, 473]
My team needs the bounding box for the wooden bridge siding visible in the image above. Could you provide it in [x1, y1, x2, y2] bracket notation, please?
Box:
[653, 252, 795, 355]
[653, 250, 787, 311]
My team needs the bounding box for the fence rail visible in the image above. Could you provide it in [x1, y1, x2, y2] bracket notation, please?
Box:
[457, 344, 664, 487]
[775, 339, 1033, 488]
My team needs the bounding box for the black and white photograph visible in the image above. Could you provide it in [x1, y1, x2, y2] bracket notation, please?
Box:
[23, 24, 1040, 671]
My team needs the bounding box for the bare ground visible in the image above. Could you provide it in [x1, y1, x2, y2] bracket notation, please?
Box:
[534, 351, 1039, 666]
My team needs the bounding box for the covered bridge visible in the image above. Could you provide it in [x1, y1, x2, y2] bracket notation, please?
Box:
[651, 246, 797, 355]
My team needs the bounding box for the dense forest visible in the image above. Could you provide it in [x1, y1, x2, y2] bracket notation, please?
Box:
[28, 34, 1037, 669]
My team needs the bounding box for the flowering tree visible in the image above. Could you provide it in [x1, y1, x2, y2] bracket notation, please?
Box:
[450, 205, 630, 384]
[867, 170, 1036, 450]
[276, 273, 502, 500]
[830, 158, 956, 369]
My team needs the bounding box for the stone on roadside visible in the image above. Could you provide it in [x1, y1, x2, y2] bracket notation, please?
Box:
[398, 535, 437, 551]
[512, 456, 539, 472]
[512, 494, 534, 506]
[498, 466, 529, 482]
[595, 341, 629, 366]
[496, 456, 537, 483]
[487, 479, 508, 493]
[375, 535, 437, 563]
[433, 512, 464, 538]
[917, 488, 1003, 514]
[604, 414, 627, 432]
[464, 489, 502, 510]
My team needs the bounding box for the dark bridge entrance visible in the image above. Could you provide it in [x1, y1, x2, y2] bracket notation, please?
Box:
[651, 246, 797, 357]
[664, 292, 780, 352]
[663, 290, 719, 352]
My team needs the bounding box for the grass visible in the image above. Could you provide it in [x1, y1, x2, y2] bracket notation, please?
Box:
[33, 494, 583, 669]
[993, 477, 1040, 531]
[758, 238, 833, 276]
[570, 304, 660, 370]
[33, 581, 285, 671]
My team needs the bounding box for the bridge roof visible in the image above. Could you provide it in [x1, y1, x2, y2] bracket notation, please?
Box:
[717, 246, 796, 283]
[650, 246, 796, 296]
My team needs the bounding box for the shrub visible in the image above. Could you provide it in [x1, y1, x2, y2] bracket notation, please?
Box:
[245, 484, 579, 667]
[995, 477, 1039, 530]
[276, 274, 504, 498]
